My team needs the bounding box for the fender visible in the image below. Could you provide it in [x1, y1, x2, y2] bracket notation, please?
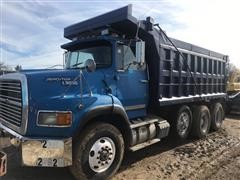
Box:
[73, 103, 132, 141]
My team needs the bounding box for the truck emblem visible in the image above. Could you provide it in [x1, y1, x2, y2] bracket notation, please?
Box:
[46, 77, 78, 86]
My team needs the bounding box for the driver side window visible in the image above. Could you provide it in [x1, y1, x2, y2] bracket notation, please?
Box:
[116, 45, 138, 70]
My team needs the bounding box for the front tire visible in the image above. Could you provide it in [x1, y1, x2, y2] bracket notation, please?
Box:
[70, 122, 124, 180]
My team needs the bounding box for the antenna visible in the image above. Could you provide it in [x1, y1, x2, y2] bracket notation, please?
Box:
[154, 23, 203, 101]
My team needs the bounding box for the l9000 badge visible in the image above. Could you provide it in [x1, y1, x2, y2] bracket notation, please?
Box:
[46, 77, 78, 86]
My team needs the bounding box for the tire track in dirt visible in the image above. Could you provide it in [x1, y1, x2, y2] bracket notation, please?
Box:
[114, 122, 240, 180]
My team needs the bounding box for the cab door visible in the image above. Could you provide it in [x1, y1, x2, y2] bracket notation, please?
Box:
[114, 43, 148, 119]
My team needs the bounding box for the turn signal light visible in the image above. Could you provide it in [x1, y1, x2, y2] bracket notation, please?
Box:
[56, 112, 72, 126]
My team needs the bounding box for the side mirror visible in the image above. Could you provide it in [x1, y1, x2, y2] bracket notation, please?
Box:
[85, 59, 96, 72]
[136, 41, 145, 65]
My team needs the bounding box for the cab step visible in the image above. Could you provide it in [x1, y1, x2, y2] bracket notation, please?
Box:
[129, 115, 170, 151]
[130, 139, 160, 151]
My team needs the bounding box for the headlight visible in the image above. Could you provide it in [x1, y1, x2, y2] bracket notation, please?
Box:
[38, 111, 72, 127]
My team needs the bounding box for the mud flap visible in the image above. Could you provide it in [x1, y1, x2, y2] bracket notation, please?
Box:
[0, 151, 7, 176]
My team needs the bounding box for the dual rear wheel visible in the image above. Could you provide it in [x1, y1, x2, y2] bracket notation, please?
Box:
[210, 103, 224, 131]
[171, 105, 192, 140]
[173, 103, 224, 140]
[192, 105, 211, 138]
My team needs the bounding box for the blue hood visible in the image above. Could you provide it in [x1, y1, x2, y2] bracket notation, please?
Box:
[22, 69, 107, 100]
[20, 68, 114, 137]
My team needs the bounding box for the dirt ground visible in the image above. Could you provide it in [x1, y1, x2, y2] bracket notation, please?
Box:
[1, 114, 240, 180]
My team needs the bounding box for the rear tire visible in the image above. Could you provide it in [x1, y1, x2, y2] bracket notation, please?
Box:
[192, 105, 211, 138]
[171, 105, 192, 140]
[210, 103, 224, 131]
[70, 122, 124, 180]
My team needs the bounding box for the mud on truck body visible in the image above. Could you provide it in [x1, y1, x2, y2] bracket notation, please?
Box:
[0, 5, 228, 179]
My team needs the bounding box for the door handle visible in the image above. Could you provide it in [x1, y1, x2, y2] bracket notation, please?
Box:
[140, 80, 149, 83]
[113, 75, 120, 81]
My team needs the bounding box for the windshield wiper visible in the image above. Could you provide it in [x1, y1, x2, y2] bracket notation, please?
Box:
[47, 64, 64, 69]
[71, 62, 83, 69]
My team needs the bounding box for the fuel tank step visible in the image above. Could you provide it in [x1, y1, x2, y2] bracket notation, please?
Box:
[129, 115, 170, 151]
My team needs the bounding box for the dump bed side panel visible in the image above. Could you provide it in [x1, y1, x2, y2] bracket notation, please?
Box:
[158, 44, 227, 106]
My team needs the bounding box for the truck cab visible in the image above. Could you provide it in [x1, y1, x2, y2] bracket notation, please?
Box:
[62, 36, 148, 119]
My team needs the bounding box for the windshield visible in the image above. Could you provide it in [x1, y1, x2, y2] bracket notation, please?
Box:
[66, 45, 111, 69]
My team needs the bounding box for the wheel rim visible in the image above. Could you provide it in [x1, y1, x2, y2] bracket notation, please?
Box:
[88, 137, 116, 173]
[200, 112, 209, 133]
[177, 112, 190, 136]
[215, 108, 223, 127]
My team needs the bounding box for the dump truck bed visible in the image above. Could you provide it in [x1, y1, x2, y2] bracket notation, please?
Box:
[63, 5, 227, 107]
[158, 42, 227, 106]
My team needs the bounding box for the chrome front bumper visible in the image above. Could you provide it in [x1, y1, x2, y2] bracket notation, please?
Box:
[22, 138, 72, 167]
[0, 123, 72, 167]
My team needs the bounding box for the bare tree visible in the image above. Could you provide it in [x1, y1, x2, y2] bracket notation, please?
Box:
[0, 62, 11, 70]
[227, 63, 240, 82]
[0, 62, 14, 75]
[15, 64, 22, 71]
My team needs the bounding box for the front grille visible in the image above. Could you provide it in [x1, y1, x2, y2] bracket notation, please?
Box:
[0, 79, 22, 127]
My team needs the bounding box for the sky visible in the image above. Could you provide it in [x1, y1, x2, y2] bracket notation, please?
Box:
[1, 0, 240, 69]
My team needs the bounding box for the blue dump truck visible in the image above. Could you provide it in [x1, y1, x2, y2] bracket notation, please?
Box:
[0, 5, 228, 179]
